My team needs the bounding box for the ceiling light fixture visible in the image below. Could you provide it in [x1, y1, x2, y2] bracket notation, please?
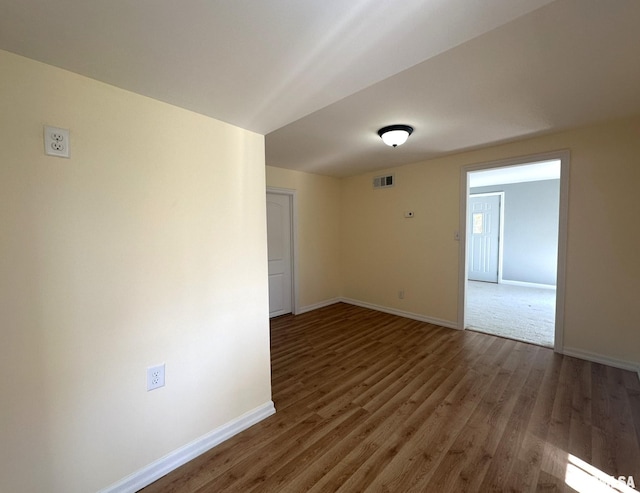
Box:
[377, 124, 413, 147]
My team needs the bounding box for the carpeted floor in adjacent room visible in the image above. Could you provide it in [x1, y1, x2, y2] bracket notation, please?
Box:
[466, 280, 556, 347]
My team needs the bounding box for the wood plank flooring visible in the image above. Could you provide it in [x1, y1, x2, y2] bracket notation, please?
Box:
[141, 303, 640, 492]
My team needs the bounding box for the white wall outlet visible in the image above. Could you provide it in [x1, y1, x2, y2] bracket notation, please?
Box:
[398, 290, 405, 299]
[44, 125, 70, 158]
[454, 231, 461, 241]
[146, 364, 165, 391]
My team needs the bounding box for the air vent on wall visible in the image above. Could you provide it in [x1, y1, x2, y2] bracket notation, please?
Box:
[373, 174, 394, 189]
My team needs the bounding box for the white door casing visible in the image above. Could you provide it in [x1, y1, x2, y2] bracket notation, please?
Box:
[458, 150, 571, 354]
[267, 192, 293, 317]
[468, 193, 501, 283]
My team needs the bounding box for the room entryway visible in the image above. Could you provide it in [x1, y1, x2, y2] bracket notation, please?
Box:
[460, 153, 569, 350]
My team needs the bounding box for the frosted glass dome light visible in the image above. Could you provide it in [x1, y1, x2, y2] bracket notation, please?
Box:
[378, 124, 414, 147]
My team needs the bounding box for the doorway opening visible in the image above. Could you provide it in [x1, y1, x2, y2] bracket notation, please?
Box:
[459, 152, 569, 350]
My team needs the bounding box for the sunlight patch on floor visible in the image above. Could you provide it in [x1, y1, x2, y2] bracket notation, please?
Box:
[565, 454, 637, 492]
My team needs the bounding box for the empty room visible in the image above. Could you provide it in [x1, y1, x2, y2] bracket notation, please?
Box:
[1, 1, 639, 492]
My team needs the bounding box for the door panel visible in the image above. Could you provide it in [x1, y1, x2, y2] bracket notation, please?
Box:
[267, 193, 292, 317]
[468, 194, 500, 282]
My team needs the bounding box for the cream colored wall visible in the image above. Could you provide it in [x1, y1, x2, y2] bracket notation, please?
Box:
[341, 162, 459, 325]
[0, 50, 271, 493]
[342, 116, 640, 366]
[265, 166, 342, 310]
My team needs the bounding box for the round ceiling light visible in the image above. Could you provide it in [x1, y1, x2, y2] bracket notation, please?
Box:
[377, 124, 414, 147]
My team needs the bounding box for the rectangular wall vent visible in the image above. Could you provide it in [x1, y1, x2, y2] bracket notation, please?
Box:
[373, 174, 394, 189]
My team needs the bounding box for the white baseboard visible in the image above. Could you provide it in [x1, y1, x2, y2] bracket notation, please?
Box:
[340, 298, 458, 329]
[499, 279, 556, 290]
[99, 401, 276, 493]
[296, 297, 341, 315]
[296, 297, 458, 330]
[562, 347, 640, 380]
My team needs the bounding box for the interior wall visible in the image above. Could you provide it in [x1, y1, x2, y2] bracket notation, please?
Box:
[471, 179, 560, 285]
[341, 115, 640, 367]
[265, 166, 342, 310]
[341, 163, 460, 324]
[0, 49, 271, 493]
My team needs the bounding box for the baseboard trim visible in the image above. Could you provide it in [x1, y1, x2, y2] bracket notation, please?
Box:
[340, 298, 458, 329]
[562, 347, 640, 379]
[99, 401, 276, 493]
[296, 298, 341, 315]
[499, 279, 556, 290]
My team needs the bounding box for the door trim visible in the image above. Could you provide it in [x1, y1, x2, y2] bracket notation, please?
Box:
[267, 187, 298, 315]
[458, 150, 570, 353]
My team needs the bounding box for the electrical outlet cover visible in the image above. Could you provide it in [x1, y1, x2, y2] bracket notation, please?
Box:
[44, 125, 70, 158]
[147, 363, 165, 391]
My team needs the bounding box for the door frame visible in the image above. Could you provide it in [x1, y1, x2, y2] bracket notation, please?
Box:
[458, 150, 570, 352]
[468, 191, 505, 283]
[267, 187, 299, 315]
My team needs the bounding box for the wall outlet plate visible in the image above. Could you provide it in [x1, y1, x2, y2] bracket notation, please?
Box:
[147, 363, 165, 391]
[44, 125, 70, 158]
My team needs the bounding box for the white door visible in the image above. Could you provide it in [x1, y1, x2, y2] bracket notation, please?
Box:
[468, 194, 501, 282]
[267, 193, 292, 317]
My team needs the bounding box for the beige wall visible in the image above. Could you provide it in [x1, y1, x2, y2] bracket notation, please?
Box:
[266, 166, 342, 310]
[341, 116, 640, 366]
[0, 50, 271, 493]
[341, 160, 460, 325]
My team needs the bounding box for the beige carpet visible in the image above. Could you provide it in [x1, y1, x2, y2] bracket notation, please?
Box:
[466, 281, 556, 347]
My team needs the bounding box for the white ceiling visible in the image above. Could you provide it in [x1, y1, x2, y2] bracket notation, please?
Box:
[2, 0, 640, 177]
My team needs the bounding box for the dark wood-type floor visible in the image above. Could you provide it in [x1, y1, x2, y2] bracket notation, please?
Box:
[142, 303, 640, 492]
